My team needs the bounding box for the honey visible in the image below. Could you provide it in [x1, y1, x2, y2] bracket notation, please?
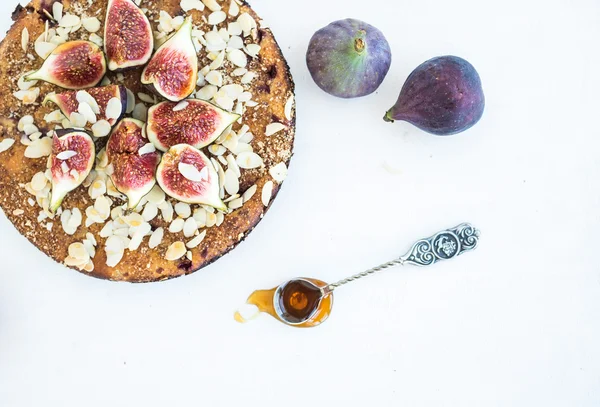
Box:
[234, 278, 334, 328]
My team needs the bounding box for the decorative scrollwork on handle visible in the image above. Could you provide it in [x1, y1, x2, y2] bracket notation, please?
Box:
[400, 223, 481, 267]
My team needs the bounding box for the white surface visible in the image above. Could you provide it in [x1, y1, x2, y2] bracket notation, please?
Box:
[1, 0, 599, 406]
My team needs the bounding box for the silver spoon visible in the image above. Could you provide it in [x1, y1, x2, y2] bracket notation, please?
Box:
[273, 223, 481, 325]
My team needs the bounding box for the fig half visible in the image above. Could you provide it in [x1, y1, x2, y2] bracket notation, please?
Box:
[106, 118, 161, 209]
[384, 56, 485, 136]
[44, 85, 127, 128]
[141, 17, 198, 102]
[25, 41, 107, 90]
[147, 100, 240, 152]
[49, 130, 96, 212]
[104, 0, 154, 71]
[157, 144, 226, 210]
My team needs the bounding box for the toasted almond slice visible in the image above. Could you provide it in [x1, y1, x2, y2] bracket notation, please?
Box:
[266, 122, 287, 137]
[227, 49, 247, 68]
[82, 17, 101, 33]
[174, 202, 192, 219]
[91, 120, 111, 138]
[0, 139, 15, 154]
[242, 184, 257, 202]
[57, 150, 77, 160]
[183, 217, 198, 238]
[24, 137, 52, 158]
[229, 0, 240, 16]
[224, 168, 239, 196]
[262, 181, 273, 206]
[149, 227, 164, 249]
[173, 101, 189, 112]
[186, 230, 206, 249]
[178, 162, 204, 182]
[138, 143, 156, 155]
[208, 10, 227, 25]
[236, 151, 263, 169]
[165, 241, 186, 261]
[284, 96, 294, 121]
[269, 163, 288, 183]
[21, 28, 29, 52]
[169, 218, 185, 233]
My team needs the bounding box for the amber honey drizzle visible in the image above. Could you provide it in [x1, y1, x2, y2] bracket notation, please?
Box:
[235, 278, 334, 328]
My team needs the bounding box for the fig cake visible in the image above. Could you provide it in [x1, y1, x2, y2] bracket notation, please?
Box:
[0, 0, 295, 282]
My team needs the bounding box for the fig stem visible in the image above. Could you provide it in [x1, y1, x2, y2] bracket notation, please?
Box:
[383, 110, 395, 123]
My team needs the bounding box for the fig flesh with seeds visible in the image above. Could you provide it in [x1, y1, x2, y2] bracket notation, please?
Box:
[44, 85, 127, 128]
[106, 118, 161, 209]
[384, 56, 485, 136]
[147, 100, 240, 152]
[104, 0, 154, 71]
[141, 18, 198, 102]
[25, 41, 107, 90]
[49, 130, 96, 213]
[306, 18, 391, 98]
[157, 144, 225, 210]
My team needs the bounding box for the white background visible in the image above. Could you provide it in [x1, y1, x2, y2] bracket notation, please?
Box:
[1, 0, 599, 406]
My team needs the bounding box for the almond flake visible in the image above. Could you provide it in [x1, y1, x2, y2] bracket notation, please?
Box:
[59, 14, 81, 28]
[138, 143, 156, 155]
[224, 168, 239, 195]
[173, 101, 189, 112]
[76, 91, 100, 113]
[266, 122, 287, 136]
[53, 2, 63, 22]
[183, 217, 198, 237]
[241, 71, 256, 84]
[137, 92, 155, 104]
[124, 212, 144, 227]
[226, 154, 241, 176]
[31, 172, 48, 191]
[237, 13, 256, 36]
[24, 137, 52, 158]
[92, 120, 112, 138]
[203, 0, 222, 12]
[142, 202, 159, 222]
[82, 17, 101, 33]
[125, 88, 135, 113]
[193, 208, 207, 226]
[69, 112, 87, 128]
[178, 162, 204, 182]
[228, 197, 243, 210]
[208, 10, 227, 25]
[227, 49, 247, 68]
[0, 139, 15, 154]
[18, 115, 34, 131]
[242, 184, 257, 202]
[149, 227, 164, 249]
[21, 28, 29, 52]
[228, 22, 242, 36]
[269, 162, 288, 183]
[146, 185, 166, 205]
[285, 95, 294, 121]
[232, 67, 247, 76]
[186, 230, 206, 249]
[175, 202, 192, 218]
[12, 209, 24, 216]
[215, 95, 234, 111]
[262, 181, 273, 206]
[236, 151, 263, 169]
[18, 72, 38, 90]
[89, 33, 103, 47]
[67, 208, 83, 229]
[227, 35, 243, 50]
[169, 218, 185, 233]
[229, 0, 240, 16]
[14, 88, 40, 105]
[221, 84, 244, 100]
[89, 179, 107, 199]
[209, 50, 226, 70]
[205, 70, 223, 87]
[69, 242, 89, 262]
[132, 103, 148, 121]
[57, 150, 77, 160]
[44, 109, 66, 123]
[23, 124, 39, 136]
[244, 44, 260, 58]
[77, 102, 97, 124]
[208, 144, 226, 156]
[181, 0, 205, 12]
[34, 41, 58, 59]
[165, 241, 187, 261]
[106, 98, 123, 120]
[159, 200, 174, 222]
[196, 85, 218, 101]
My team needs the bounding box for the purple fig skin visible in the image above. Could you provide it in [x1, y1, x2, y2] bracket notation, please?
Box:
[306, 18, 392, 98]
[384, 56, 485, 136]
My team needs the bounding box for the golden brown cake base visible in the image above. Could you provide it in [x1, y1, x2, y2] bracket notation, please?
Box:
[0, 0, 295, 282]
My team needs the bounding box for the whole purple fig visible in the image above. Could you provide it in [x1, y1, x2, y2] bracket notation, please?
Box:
[306, 18, 392, 98]
[384, 56, 485, 136]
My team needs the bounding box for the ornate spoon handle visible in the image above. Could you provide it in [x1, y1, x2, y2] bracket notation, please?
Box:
[324, 223, 481, 293]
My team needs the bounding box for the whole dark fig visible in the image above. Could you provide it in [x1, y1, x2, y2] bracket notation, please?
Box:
[306, 18, 391, 98]
[384, 56, 485, 136]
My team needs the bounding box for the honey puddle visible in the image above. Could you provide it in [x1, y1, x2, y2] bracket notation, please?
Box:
[234, 278, 333, 328]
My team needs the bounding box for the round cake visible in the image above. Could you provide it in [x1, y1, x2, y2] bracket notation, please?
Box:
[0, 0, 295, 282]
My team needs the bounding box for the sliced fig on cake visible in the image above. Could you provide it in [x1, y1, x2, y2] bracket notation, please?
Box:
[157, 144, 226, 210]
[25, 41, 107, 90]
[49, 130, 96, 213]
[106, 118, 161, 209]
[104, 0, 154, 71]
[141, 17, 198, 102]
[147, 100, 240, 152]
[44, 85, 127, 128]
